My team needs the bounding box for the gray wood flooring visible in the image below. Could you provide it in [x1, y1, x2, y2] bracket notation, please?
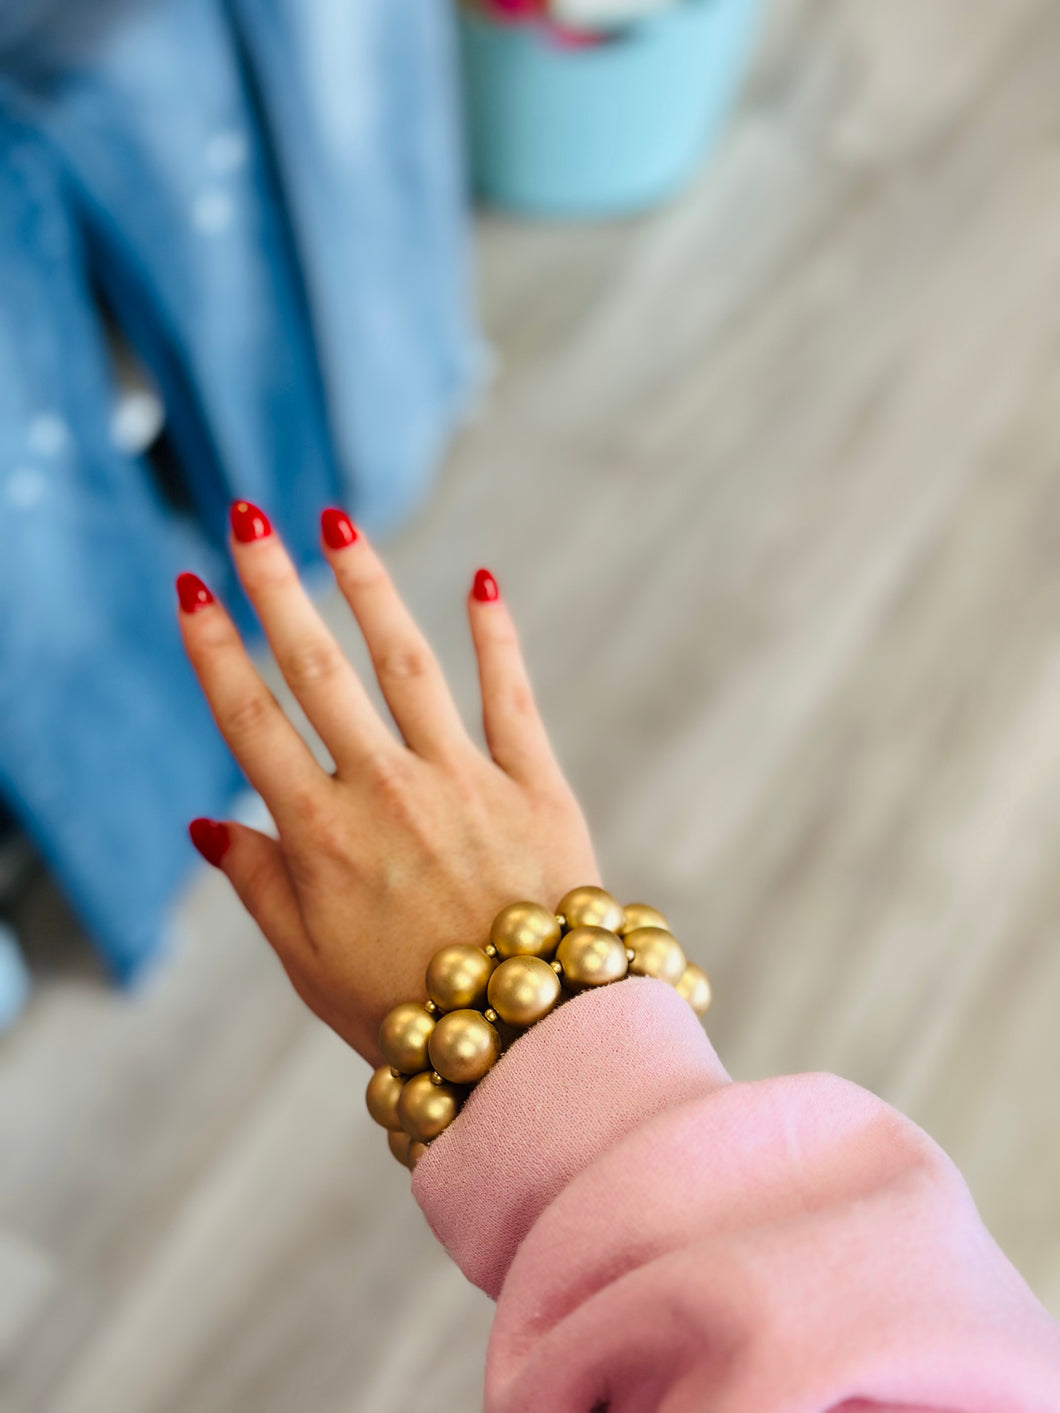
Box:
[3, 1, 1060, 1407]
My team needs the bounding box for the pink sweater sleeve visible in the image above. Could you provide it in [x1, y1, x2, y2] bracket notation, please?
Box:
[413, 976, 1060, 1412]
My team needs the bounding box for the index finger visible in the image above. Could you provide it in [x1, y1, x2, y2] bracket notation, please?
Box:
[176, 571, 331, 820]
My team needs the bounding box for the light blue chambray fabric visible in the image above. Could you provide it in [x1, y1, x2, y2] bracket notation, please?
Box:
[0, 108, 247, 981]
[0, 0, 481, 981]
[232, 0, 481, 534]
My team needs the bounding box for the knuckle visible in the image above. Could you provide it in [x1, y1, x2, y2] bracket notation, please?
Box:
[363, 750, 424, 828]
[241, 553, 295, 593]
[223, 691, 274, 742]
[240, 853, 277, 915]
[283, 638, 344, 692]
[194, 614, 235, 652]
[446, 759, 492, 817]
[480, 607, 518, 645]
[339, 559, 388, 594]
[283, 839, 324, 892]
[498, 677, 537, 719]
[538, 777, 579, 816]
[359, 563, 391, 592]
[289, 783, 343, 835]
[285, 794, 350, 877]
[375, 641, 434, 685]
[365, 747, 411, 796]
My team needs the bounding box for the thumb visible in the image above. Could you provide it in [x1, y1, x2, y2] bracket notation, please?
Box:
[188, 817, 353, 1044]
[188, 816, 308, 970]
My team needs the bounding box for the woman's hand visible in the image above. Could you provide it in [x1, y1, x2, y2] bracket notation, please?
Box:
[177, 502, 600, 1065]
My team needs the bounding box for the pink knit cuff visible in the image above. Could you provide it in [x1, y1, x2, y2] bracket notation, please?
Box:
[412, 975, 729, 1297]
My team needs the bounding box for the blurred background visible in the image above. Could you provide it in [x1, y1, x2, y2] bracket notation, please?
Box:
[2, 0, 1060, 1408]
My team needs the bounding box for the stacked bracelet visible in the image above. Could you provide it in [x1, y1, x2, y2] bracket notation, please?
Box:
[365, 885, 712, 1171]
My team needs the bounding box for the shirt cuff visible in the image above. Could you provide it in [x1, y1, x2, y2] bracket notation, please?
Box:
[412, 975, 730, 1298]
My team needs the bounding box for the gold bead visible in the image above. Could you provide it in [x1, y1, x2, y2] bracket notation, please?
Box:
[483, 1008, 499, 1024]
[427, 1009, 502, 1085]
[487, 955, 562, 1028]
[406, 1140, 428, 1171]
[618, 902, 669, 937]
[378, 1002, 436, 1075]
[555, 925, 629, 991]
[676, 962, 712, 1016]
[490, 901, 563, 960]
[424, 1000, 439, 1016]
[484, 944, 498, 958]
[397, 1071, 462, 1143]
[551, 960, 563, 973]
[555, 886, 625, 933]
[365, 1065, 406, 1131]
[388, 1129, 411, 1165]
[625, 926, 686, 985]
[426, 944, 496, 1012]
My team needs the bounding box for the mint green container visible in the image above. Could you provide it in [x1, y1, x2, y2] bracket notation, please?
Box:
[458, 0, 764, 217]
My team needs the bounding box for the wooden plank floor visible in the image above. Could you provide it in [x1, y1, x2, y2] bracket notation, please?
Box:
[4, 1, 1060, 1406]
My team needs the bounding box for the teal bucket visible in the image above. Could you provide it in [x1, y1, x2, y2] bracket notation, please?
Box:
[457, 0, 764, 217]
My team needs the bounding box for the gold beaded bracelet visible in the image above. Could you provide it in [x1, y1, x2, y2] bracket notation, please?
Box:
[365, 885, 712, 1172]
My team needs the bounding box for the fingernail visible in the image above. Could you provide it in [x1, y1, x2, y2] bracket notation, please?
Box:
[188, 817, 230, 867]
[230, 499, 272, 543]
[321, 506, 359, 550]
[472, 568, 500, 603]
[176, 571, 215, 613]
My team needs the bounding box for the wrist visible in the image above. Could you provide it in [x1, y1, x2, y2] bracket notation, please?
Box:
[365, 886, 712, 1171]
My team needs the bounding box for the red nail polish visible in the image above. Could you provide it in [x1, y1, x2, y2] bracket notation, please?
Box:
[188, 817, 230, 867]
[230, 500, 272, 543]
[321, 506, 359, 550]
[472, 568, 500, 603]
[176, 572, 215, 613]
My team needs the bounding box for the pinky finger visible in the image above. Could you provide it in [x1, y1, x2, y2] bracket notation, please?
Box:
[467, 568, 564, 788]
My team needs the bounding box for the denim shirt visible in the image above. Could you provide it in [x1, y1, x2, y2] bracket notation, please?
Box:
[0, 0, 481, 980]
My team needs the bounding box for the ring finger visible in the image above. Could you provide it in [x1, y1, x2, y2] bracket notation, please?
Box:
[320, 507, 471, 762]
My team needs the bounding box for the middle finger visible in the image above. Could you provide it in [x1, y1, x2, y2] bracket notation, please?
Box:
[228, 499, 396, 773]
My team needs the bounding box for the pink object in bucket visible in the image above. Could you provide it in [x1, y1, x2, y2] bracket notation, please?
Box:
[415, 977, 1060, 1410]
[481, 0, 547, 15]
[478, 0, 603, 47]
